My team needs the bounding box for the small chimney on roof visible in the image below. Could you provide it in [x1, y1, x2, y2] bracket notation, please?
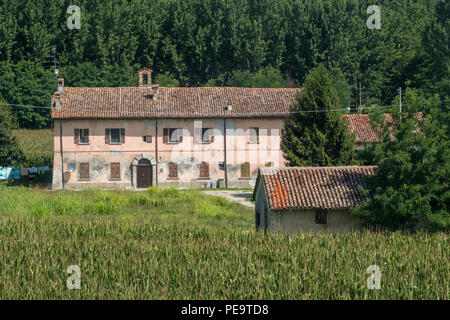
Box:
[139, 67, 159, 100]
[138, 68, 153, 87]
[225, 100, 232, 111]
[57, 78, 64, 93]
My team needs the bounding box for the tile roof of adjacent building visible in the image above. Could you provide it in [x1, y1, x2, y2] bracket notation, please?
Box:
[343, 113, 423, 144]
[253, 166, 376, 211]
[343, 114, 380, 143]
[51, 87, 299, 119]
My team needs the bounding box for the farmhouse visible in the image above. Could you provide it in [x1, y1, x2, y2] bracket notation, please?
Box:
[252, 166, 376, 234]
[50, 68, 380, 190]
[51, 68, 298, 190]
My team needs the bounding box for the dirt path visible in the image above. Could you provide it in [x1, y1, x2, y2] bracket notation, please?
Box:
[203, 190, 254, 208]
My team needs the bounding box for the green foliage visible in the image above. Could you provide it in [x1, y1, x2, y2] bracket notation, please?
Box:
[281, 65, 356, 166]
[329, 67, 352, 110]
[223, 67, 285, 88]
[415, 0, 450, 98]
[155, 72, 179, 87]
[0, 61, 54, 128]
[354, 89, 449, 232]
[62, 63, 137, 87]
[0, 96, 26, 167]
[13, 129, 53, 167]
[0, 0, 445, 129]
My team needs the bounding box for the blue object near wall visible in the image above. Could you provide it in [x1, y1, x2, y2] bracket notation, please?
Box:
[0, 167, 20, 180]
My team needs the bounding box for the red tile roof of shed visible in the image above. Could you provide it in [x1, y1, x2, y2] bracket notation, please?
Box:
[254, 166, 376, 211]
[51, 87, 299, 119]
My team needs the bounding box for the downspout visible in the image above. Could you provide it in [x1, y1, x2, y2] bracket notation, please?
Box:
[223, 118, 228, 188]
[155, 119, 158, 186]
[59, 120, 64, 189]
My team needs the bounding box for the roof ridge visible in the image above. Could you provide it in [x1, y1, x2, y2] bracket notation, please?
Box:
[64, 86, 300, 90]
[261, 165, 377, 171]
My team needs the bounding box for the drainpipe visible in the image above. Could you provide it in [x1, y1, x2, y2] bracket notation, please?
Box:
[60, 120, 64, 189]
[155, 119, 158, 186]
[223, 118, 228, 188]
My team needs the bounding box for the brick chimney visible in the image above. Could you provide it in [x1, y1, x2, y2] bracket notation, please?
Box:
[139, 67, 159, 100]
[138, 68, 153, 87]
[57, 78, 64, 93]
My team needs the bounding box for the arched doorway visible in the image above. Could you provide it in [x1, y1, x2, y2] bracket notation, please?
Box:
[137, 158, 152, 188]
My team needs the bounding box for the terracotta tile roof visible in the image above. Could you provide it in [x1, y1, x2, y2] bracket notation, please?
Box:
[343, 113, 423, 143]
[343, 114, 380, 143]
[254, 166, 376, 211]
[51, 87, 299, 119]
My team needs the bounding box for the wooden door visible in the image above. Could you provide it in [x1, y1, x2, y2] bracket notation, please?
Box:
[137, 160, 152, 188]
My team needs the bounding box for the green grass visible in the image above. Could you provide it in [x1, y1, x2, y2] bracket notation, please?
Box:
[0, 187, 448, 299]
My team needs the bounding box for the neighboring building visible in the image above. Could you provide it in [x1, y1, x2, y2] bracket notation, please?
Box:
[343, 114, 380, 149]
[252, 166, 376, 234]
[51, 68, 298, 190]
[343, 113, 423, 149]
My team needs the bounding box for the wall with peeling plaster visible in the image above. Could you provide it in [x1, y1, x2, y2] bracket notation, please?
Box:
[52, 119, 286, 190]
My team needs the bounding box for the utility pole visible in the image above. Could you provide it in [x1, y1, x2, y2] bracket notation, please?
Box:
[51, 45, 58, 92]
[50, 45, 64, 189]
[398, 87, 402, 123]
[358, 82, 364, 113]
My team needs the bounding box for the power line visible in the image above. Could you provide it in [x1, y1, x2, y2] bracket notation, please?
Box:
[0, 102, 394, 116]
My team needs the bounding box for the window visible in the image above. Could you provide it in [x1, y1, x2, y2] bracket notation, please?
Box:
[168, 162, 178, 178]
[265, 162, 273, 167]
[199, 162, 209, 178]
[105, 128, 125, 144]
[142, 135, 152, 143]
[201, 128, 214, 143]
[110, 128, 120, 143]
[79, 163, 89, 180]
[74, 128, 89, 144]
[110, 162, 120, 180]
[142, 73, 149, 85]
[315, 209, 328, 224]
[163, 128, 183, 143]
[249, 127, 259, 144]
[241, 162, 250, 178]
[218, 162, 225, 171]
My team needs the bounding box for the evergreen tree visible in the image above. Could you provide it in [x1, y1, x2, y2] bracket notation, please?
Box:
[0, 95, 25, 167]
[354, 89, 449, 232]
[281, 64, 355, 166]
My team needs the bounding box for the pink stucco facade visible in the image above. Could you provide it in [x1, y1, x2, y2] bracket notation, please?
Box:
[52, 118, 287, 190]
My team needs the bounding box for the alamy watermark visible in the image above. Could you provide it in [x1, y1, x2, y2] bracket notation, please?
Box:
[366, 265, 381, 290]
[366, 5, 381, 30]
[66, 265, 81, 290]
[67, 5, 81, 30]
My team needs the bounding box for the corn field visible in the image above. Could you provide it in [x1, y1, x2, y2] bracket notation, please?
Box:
[0, 188, 448, 299]
[13, 129, 53, 167]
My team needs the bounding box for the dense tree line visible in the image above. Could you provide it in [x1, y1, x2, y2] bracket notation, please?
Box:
[0, 0, 447, 128]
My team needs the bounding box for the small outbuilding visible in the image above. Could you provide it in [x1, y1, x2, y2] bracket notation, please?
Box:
[252, 166, 376, 234]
